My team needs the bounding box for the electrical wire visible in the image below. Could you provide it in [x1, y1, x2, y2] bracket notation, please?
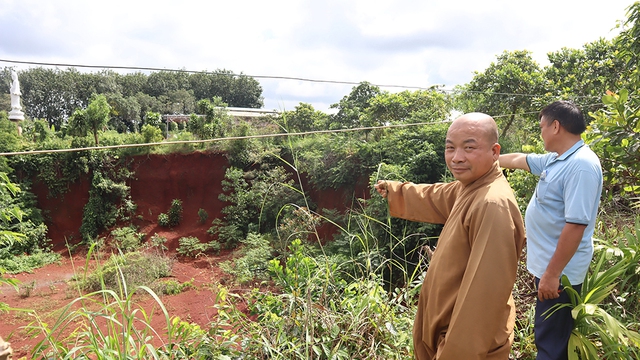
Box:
[0, 57, 610, 100]
[0, 58, 438, 91]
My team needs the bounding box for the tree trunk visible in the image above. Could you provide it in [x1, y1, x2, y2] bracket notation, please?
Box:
[500, 103, 518, 139]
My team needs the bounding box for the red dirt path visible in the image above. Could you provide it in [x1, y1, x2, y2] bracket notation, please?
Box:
[0, 151, 369, 358]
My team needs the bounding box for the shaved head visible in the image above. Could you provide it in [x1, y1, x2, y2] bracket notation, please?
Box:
[448, 112, 498, 144]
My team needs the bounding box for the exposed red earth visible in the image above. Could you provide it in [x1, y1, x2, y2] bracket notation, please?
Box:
[0, 152, 369, 358]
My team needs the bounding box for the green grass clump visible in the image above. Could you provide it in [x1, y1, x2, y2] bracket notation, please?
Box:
[77, 251, 173, 293]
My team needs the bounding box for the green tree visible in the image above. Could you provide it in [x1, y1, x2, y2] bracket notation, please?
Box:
[188, 97, 230, 139]
[329, 81, 381, 129]
[141, 123, 164, 143]
[135, 92, 163, 121]
[365, 88, 452, 125]
[456, 50, 548, 146]
[545, 39, 625, 115]
[280, 103, 328, 132]
[68, 94, 111, 146]
[0, 67, 12, 112]
[105, 92, 141, 132]
[144, 70, 190, 98]
[190, 70, 264, 108]
[116, 72, 147, 97]
[586, 89, 640, 201]
[19, 68, 75, 128]
[616, 1, 640, 87]
[164, 89, 195, 115]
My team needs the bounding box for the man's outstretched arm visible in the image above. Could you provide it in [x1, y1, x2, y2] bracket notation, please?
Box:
[499, 153, 530, 171]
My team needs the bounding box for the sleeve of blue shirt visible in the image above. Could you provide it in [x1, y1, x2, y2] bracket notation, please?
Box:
[526, 153, 554, 177]
[562, 168, 600, 225]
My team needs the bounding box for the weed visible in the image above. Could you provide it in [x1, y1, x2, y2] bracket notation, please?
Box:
[176, 236, 212, 258]
[157, 212, 170, 227]
[197, 208, 208, 224]
[78, 251, 173, 293]
[19, 280, 36, 298]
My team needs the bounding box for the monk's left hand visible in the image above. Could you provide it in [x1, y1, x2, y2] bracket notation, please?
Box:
[537, 274, 561, 302]
[374, 180, 388, 198]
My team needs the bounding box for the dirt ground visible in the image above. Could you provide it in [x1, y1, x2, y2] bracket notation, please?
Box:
[0, 152, 368, 358]
[0, 247, 245, 358]
[0, 153, 240, 358]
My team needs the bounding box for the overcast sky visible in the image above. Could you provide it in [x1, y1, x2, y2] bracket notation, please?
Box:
[0, 0, 635, 113]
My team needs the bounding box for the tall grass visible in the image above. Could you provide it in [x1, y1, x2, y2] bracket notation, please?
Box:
[22, 244, 205, 359]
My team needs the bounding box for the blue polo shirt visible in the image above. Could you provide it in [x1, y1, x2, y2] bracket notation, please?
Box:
[525, 140, 602, 285]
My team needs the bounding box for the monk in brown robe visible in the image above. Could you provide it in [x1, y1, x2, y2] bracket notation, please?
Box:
[375, 112, 525, 359]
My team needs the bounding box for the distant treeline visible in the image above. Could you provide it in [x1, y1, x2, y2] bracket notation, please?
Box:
[0, 67, 263, 131]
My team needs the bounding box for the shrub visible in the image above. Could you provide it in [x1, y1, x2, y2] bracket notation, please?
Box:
[168, 199, 183, 227]
[110, 226, 144, 253]
[141, 123, 164, 143]
[157, 213, 169, 227]
[176, 237, 208, 258]
[198, 208, 208, 224]
[78, 251, 173, 293]
[219, 233, 273, 284]
[149, 233, 168, 254]
[157, 278, 195, 295]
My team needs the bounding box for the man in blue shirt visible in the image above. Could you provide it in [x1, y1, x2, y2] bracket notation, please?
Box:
[499, 100, 602, 360]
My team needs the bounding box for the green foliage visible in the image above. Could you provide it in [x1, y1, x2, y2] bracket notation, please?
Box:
[0, 115, 22, 156]
[206, 237, 415, 358]
[20, 118, 54, 143]
[456, 50, 548, 146]
[168, 198, 183, 227]
[219, 233, 273, 284]
[157, 278, 195, 295]
[329, 81, 381, 129]
[586, 89, 640, 201]
[616, 2, 640, 87]
[505, 141, 545, 212]
[0, 172, 51, 261]
[545, 38, 624, 114]
[17, 67, 263, 130]
[141, 123, 164, 143]
[176, 236, 219, 257]
[27, 247, 205, 359]
[67, 93, 111, 145]
[208, 218, 243, 249]
[268, 239, 322, 294]
[188, 97, 230, 140]
[0, 172, 25, 246]
[0, 250, 61, 274]
[77, 251, 173, 293]
[109, 226, 144, 253]
[215, 167, 259, 241]
[223, 121, 256, 168]
[144, 111, 163, 128]
[148, 233, 168, 255]
[279, 102, 329, 132]
[157, 199, 183, 228]
[365, 88, 452, 126]
[80, 167, 135, 243]
[157, 212, 170, 227]
[197, 208, 208, 224]
[541, 215, 640, 359]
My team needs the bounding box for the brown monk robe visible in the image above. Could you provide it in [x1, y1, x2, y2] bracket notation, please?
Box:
[0, 335, 12, 360]
[385, 162, 525, 359]
[376, 113, 525, 358]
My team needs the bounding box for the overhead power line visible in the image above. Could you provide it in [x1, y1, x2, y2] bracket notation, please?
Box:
[0, 58, 609, 100]
[0, 58, 437, 91]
